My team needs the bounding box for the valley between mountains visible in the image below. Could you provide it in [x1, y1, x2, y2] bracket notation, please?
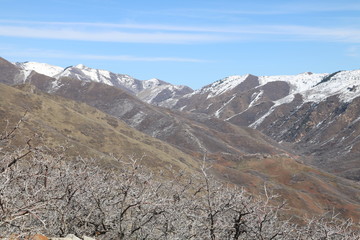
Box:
[1, 56, 360, 221]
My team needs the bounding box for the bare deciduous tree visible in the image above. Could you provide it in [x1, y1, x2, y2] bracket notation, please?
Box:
[0, 121, 359, 239]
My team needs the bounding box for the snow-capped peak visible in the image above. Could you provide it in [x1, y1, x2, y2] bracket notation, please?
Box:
[302, 69, 360, 103]
[14, 60, 193, 107]
[57, 64, 140, 90]
[15, 61, 64, 77]
[258, 72, 328, 95]
[142, 78, 167, 89]
[75, 64, 87, 69]
[199, 74, 251, 98]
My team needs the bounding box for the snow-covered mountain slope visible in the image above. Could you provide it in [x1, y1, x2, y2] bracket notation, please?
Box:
[15, 61, 64, 77]
[55, 64, 144, 94]
[175, 70, 360, 116]
[15, 61, 193, 106]
[197, 75, 252, 98]
[172, 70, 360, 180]
[184, 72, 327, 102]
[138, 79, 193, 107]
[258, 72, 327, 96]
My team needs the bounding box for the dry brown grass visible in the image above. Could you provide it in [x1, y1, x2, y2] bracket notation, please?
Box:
[0, 83, 199, 173]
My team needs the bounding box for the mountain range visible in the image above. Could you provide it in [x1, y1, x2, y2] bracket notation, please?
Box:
[13, 59, 360, 181]
[15, 61, 193, 108]
[1, 57, 360, 220]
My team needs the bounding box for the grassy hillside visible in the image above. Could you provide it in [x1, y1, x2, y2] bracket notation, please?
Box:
[0, 83, 199, 172]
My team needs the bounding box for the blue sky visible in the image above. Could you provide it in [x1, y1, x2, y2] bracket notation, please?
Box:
[1, 0, 360, 89]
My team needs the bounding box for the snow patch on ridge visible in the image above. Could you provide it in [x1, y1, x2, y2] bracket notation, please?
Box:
[214, 95, 236, 118]
[258, 72, 327, 95]
[56, 64, 142, 93]
[248, 90, 264, 108]
[66, 64, 115, 86]
[21, 70, 33, 82]
[250, 94, 295, 128]
[225, 90, 283, 122]
[192, 75, 250, 99]
[143, 78, 163, 89]
[15, 62, 64, 77]
[49, 79, 64, 92]
[248, 70, 360, 127]
[208, 75, 249, 98]
[315, 70, 360, 102]
[257, 70, 360, 104]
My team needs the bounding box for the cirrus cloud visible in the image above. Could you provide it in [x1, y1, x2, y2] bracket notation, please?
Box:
[0, 20, 360, 44]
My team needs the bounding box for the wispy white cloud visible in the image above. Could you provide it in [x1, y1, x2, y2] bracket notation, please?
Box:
[129, 2, 360, 17]
[266, 25, 360, 43]
[0, 25, 229, 44]
[0, 20, 360, 43]
[0, 19, 260, 35]
[209, 3, 360, 15]
[1, 47, 206, 62]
